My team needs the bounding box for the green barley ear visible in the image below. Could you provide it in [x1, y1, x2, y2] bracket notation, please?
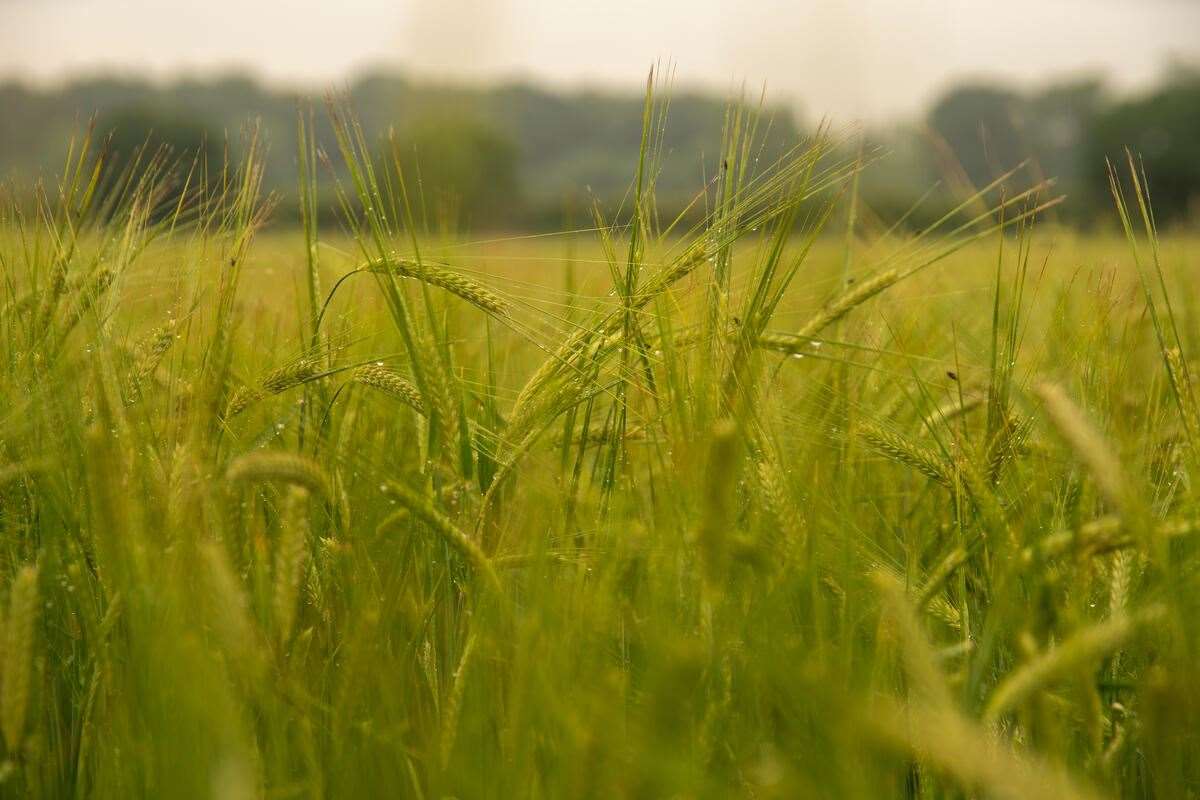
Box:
[868, 698, 1103, 800]
[364, 257, 509, 317]
[226, 451, 333, 501]
[53, 267, 116, 349]
[126, 319, 177, 395]
[697, 420, 740, 586]
[1033, 382, 1137, 518]
[1022, 515, 1197, 563]
[795, 268, 899, 340]
[374, 508, 412, 538]
[983, 605, 1164, 723]
[1164, 347, 1200, 443]
[440, 633, 477, 768]
[504, 243, 712, 445]
[858, 421, 956, 488]
[1, 565, 38, 754]
[874, 570, 955, 712]
[199, 542, 267, 686]
[920, 389, 985, 432]
[274, 487, 310, 646]
[753, 447, 804, 557]
[352, 364, 425, 415]
[384, 482, 503, 598]
[984, 413, 1031, 484]
[417, 336, 462, 461]
[224, 357, 323, 418]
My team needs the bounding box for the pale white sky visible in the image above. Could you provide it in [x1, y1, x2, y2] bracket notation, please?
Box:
[1, 0, 1197, 121]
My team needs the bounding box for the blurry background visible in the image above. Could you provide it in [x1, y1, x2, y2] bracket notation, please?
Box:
[1, 0, 1198, 229]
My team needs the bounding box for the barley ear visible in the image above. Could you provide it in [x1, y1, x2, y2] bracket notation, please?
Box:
[754, 448, 805, 556]
[795, 268, 899, 340]
[440, 633, 477, 768]
[353, 364, 426, 415]
[199, 542, 267, 685]
[873, 570, 952, 710]
[1033, 383, 1132, 516]
[983, 605, 1164, 723]
[226, 451, 333, 501]
[1164, 347, 1200, 442]
[274, 487, 310, 646]
[859, 422, 956, 488]
[697, 420, 740, 585]
[224, 357, 323, 418]
[365, 257, 509, 316]
[2, 565, 38, 754]
[385, 482, 503, 599]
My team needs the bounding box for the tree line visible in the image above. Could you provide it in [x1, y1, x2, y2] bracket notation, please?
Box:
[0, 66, 1196, 230]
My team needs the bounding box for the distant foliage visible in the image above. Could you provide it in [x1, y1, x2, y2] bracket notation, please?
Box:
[96, 106, 220, 168]
[925, 79, 1106, 221]
[928, 84, 1028, 187]
[392, 113, 521, 229]
[0, 73, 801, 228]
[0, 67, 1197, 227]
[1087, 67, 1200, 222]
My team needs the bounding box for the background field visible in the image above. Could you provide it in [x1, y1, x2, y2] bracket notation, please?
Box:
[0, 93, 1196, 799]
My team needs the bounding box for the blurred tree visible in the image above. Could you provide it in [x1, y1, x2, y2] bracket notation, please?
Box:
[1026, 79, 1106, 219]
[1086, 67, 1200, 223]
[93, 106, 225, 220]
[924, 80, 1110, 222]
[97, 106, 222, 172]
[3, 67, 1195, 229]
[927, 85, 1027, 191]
[392, 113, 521, 230]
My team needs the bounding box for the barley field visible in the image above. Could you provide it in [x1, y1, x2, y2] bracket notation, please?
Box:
[0, 99, 1197, 799]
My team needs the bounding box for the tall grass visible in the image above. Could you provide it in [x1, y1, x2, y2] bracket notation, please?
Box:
[0, 81, 1194, 798]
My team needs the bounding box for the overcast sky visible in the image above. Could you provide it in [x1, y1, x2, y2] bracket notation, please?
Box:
[1, 0, 1197, 121]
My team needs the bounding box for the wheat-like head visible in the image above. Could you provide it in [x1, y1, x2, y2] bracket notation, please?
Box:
[227, 451, 333, 501]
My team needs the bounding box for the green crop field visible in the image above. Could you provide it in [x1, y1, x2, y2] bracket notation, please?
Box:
[0, 94, 1197, 798]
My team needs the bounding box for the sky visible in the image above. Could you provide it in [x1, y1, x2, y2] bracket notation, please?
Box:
[1, 0, 1197, 121]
